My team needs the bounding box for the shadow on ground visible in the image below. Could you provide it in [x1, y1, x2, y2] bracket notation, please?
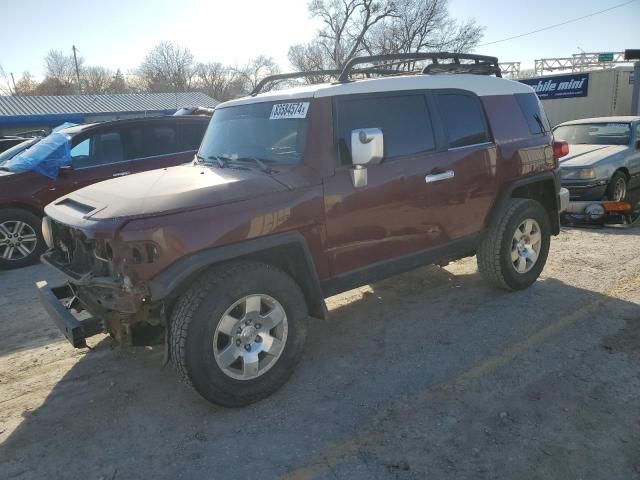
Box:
[1, 266, 639, 479]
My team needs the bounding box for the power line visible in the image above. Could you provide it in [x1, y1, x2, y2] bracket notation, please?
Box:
[478, 0, 638, 47]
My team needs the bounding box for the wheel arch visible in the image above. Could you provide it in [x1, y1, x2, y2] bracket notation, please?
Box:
[148, 232, 328, 320]
[487, 171, 561, 235]
[0, 202, 44, 219]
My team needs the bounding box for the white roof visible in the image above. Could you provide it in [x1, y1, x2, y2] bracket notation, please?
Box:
[219, 74, 534, 108]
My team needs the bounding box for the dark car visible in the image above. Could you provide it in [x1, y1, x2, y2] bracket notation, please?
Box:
[38, 53, 568, 406]
[0, 116, 209, 268]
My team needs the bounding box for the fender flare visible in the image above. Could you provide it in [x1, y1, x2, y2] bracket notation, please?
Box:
[486, 170, 561, 235]
[147, 231, 328, 320]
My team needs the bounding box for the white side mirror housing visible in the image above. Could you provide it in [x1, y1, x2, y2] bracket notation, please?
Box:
[351, 128, 383, 166]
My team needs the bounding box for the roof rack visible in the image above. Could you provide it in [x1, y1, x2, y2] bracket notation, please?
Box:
[250, 52, 501, 96]
[250, 67, 405, 96]
[338, 52, 501, 82]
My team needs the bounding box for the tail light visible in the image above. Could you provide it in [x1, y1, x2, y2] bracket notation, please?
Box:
[553, 140, 569, 159]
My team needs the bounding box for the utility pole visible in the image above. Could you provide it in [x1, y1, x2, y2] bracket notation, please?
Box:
[10, 72, 16, 95]
[72, 45, 82, 94]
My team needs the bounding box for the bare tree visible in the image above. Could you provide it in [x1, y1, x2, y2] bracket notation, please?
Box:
[109, 69, 128, 93]
[0, 64, 12, 95]
[139, 41, 195, 92]
[194, 62, 245, 101]
[82, 66, 113, 94]
[308, 0, 397, 69]
[43, 49, 81, 94]
[290, 0, 484, 73]
[13, 72, 39, 96]
[237, 55, 280, 92]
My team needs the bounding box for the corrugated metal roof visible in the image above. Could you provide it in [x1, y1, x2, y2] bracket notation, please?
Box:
[0, 92, 219, 116]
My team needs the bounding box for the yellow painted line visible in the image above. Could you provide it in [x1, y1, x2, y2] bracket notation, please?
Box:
[282, 272, 640, 480]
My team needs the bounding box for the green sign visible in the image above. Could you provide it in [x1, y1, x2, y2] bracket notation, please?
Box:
[598, 53, 614, 62]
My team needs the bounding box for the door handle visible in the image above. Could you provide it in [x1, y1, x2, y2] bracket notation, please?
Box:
[112, 171, 130, 177]
[425, 170, 454, 183]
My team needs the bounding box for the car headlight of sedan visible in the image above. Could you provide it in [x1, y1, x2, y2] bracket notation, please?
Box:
[561, 168, 597, 180]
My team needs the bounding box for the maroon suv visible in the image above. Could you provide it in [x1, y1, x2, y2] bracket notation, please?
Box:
[0, 116, 209, 268]
[38, 53, 569, 407]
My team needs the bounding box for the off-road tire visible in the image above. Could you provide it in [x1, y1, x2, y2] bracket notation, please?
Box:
[170, 261, 308, 407]
[477, 198, 551, 291]
[0, 208, 45, 270]
[605, 171, 628, 202]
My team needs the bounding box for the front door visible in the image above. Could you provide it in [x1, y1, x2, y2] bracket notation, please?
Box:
[323, 91, 448, 276]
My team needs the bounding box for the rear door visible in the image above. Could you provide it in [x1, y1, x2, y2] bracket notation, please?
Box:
[430, 91, 497, 239]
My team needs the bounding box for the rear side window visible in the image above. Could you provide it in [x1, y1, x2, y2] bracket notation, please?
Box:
[120, 124, 179, 159]
[336, 94, 435, 164]
[148, 126, 177, 156]
[180, 122, 208, 151]
[515, 93, 551, 135]
[436, 94, 489, 148]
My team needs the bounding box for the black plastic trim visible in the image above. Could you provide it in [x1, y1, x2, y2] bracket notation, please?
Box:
[320, 233, 481, 297]
[147, 232, 328, 319]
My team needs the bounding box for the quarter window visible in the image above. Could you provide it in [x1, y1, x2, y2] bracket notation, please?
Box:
[436, 94, 489, 148]
[515, 93, 551, 135]
[336, 94, 435, 164]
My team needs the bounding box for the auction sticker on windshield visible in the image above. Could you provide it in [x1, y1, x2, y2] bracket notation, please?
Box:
[270, 102, 310, 120]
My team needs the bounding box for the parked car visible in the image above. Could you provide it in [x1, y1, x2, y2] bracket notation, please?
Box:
[553, 116, 640, 201]
[0, 116, 209, 268]
[37, 53, 569, 407]
[0, 136, 42, 163]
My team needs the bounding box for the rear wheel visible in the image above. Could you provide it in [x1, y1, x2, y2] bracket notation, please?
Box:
[605, 171, 627, 202]
[477, 199, 551, 291]
[170, 261, 308, 407]
[0, 208, 44, 270]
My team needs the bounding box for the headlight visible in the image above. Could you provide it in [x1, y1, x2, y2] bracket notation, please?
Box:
[42, 216, 53, 248]
[561, 168, 597, 180]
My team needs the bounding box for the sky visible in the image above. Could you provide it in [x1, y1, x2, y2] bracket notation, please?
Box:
[0, 0, 639, 80]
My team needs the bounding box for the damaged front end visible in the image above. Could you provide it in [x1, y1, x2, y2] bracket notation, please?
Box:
[37, 217, 164, 348]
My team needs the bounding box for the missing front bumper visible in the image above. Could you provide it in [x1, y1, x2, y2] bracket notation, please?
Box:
[36, 281, 104, 348]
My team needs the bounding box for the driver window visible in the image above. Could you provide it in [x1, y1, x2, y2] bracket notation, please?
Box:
[71, 131, 124, 168]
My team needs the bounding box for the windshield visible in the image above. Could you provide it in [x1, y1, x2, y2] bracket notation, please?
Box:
[1, 132, 71, 178]
[197, 99, 311, 165]
[554, 122, 631, 146]
[0, 138, 40, 164]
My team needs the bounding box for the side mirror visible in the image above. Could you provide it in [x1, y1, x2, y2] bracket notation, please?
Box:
[351, 128, 383, 166]
[350, 128, 383, 188]
[635, 139, 640, 150]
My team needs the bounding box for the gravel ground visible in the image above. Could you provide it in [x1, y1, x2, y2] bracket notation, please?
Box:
[0, 226, 639, 480]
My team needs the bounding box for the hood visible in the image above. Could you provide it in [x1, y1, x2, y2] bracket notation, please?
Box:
[52, 163, 289, 221]
[560, 144, 628, 167]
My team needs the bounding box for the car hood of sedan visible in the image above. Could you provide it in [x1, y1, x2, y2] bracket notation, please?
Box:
[46, 163, 289, 221]
[559, 144, 628, 167]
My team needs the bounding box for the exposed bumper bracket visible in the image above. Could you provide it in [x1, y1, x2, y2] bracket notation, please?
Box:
[36, 281, 104, 348]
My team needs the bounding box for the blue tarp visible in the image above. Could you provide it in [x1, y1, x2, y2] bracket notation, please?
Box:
[2, 132, 71, 179]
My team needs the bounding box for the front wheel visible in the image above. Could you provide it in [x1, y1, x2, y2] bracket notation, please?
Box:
[477, 199, 551, 291]
[0, 208, 45, 270]
[170, 262, 308, 407]
[605, 171, 627, 202]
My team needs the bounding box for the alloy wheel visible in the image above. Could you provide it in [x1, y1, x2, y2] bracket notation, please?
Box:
[511, 218, 542, 274]
[0, 221, 38, 261]
[213, 294, 288, 381]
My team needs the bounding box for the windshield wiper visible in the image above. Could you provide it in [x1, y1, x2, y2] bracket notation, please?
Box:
[232, 156, 274, 174]
[196, 154, 227, 168]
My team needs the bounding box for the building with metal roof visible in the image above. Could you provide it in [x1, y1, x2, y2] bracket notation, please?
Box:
[0, 92, 219, 135]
